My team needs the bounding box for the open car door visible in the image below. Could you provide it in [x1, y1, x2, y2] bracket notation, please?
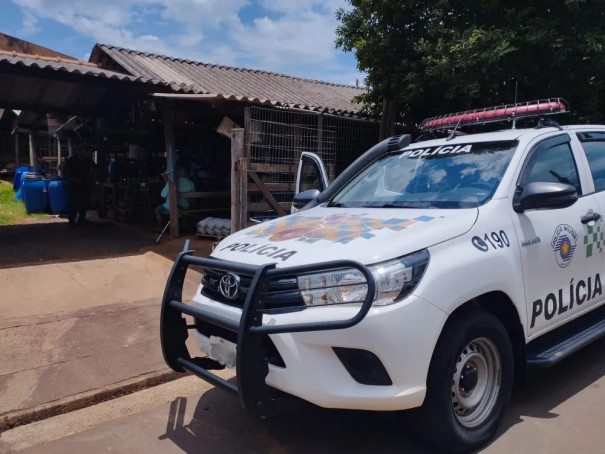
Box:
[292, 152, 329, 213]
[296, 152, 329, 194]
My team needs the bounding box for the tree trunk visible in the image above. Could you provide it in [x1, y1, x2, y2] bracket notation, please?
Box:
[379, 99, 398, 140]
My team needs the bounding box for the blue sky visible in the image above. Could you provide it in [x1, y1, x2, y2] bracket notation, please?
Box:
[0, 0, 364, 86]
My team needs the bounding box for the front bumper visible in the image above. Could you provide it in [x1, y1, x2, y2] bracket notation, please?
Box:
[160, 242, 445, 415]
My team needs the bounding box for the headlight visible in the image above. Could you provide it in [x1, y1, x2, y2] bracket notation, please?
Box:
[370, 249, 430, 305]
[296, 249, 429, 307]
[297, 268, 368, 306]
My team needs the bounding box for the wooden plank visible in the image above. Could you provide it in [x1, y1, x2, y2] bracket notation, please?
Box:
[181, 208, 230, 215]
[249, 162, 297, 174]
[248, 171, 287, 216]
[249, 202, 291, 212]
[248, 182, 295, 192]
[178, 191, 230, 199]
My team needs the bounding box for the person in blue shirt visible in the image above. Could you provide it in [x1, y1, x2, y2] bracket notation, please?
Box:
[154, 165, 195, 230]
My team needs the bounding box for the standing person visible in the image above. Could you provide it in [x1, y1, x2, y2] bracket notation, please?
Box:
[154, 165, 195, 230]
[63, 148, 96, 228]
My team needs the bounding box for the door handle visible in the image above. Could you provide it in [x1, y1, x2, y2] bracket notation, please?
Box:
[581, 212, 602, 224]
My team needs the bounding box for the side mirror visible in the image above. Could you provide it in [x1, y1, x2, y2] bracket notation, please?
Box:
[292, 189, 321, 211]
[513, 182, 578, 213]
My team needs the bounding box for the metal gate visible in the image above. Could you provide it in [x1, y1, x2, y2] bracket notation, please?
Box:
[244, 106, 382, 221]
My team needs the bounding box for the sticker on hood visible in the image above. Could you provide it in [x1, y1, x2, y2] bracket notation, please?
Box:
[249, 213, 438, 244]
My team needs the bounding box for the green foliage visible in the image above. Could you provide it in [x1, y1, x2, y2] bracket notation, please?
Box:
[336, 0, 605, 127]
[0, 181, 25, 224]
[0, 181, 46, 225]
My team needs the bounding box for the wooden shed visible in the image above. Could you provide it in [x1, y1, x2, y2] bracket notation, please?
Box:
[90, 45, 386, 237]
[0, 37, 391, 239]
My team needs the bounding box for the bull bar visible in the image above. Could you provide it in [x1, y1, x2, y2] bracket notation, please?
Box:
[160, 240, 377, 416]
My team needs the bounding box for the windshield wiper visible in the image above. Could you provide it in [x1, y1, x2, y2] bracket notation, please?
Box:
[361, 201, 435, 209]
[327, 202, 349, 207]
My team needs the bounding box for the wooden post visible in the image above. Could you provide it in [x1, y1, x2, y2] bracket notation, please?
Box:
[163, 107, 179, 238]
[94, 117, 107, 185]
[28, 132, 36, 167]
[14, 133, 19, 167]
[317, 113, 323, 157]
[56, 138, 62, 175]
[68, 137, 73, 157]
[231, 128, 246, 233]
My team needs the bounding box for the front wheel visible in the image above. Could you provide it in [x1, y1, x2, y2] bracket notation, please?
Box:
[418, 310, 514, 453]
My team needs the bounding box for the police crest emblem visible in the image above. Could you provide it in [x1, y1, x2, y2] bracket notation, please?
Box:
[551, 224, 577, 268]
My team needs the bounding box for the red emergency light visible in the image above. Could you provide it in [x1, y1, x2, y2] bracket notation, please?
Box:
[420, 98, 569, 131]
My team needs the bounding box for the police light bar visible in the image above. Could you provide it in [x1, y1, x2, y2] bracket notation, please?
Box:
[420, 98, 569, 131]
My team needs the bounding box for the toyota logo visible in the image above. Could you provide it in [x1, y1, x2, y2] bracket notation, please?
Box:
[219, 273, 240, 300]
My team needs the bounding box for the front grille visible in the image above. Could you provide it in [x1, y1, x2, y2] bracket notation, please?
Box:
[201, 268, 305, 311]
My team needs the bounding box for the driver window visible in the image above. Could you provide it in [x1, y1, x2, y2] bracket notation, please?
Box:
[519, 142, 582, 194]
[299, 160, 324, 192]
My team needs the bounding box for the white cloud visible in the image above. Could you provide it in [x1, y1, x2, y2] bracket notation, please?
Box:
[10, 0, 363, 84]
[159, 0, 248, 29]
[21, 9, 39, 35]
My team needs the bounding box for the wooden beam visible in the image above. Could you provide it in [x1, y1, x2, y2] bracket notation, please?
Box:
[248, 171, 287, 216]
[178, 191, 230, 199]
[248, 182, 295, 192]
[317, 113, 323, 155]
[249, 162, 297, 174]
[28, 132, 36, 166]
[231, 128, 246, 233]
[248, 202, 292, 212]
[56, 138, 61, 172]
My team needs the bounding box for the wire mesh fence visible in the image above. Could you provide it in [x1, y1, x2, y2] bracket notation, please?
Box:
[245, 106, 382, 221]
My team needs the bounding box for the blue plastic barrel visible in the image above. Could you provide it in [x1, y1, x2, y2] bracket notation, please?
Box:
[14, 171, 29, 201]
[13, 166, 33, 191]
[48, 178, 70, 215]
[22, 172, 48, 214]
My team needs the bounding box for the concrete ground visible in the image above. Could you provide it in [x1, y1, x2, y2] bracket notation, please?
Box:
[1, 215, 605, 453]
[0, 215, 214, 432]
[2, 335, 604, 453]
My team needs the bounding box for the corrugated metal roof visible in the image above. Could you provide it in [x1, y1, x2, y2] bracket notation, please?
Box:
[93, 44, 365, 115]
[0, 50, 169, 87]
[0, 51, 171, 114]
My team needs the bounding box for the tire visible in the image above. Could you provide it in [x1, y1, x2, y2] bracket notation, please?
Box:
[418, 309, 514, 453]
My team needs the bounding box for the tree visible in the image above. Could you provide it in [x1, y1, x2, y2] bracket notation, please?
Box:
[336, 0, 605, 128]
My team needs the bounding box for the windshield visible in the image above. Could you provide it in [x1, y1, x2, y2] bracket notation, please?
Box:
[329, 140, 518, 209]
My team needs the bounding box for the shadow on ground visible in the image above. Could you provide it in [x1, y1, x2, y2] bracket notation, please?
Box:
[0, 221, 153, 269]
[495, 334, 605, 433]
[157, 337, 605, 453]
[0, 217, 215, 269]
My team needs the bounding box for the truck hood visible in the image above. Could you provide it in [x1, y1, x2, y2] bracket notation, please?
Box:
[211, 206, 478, 267]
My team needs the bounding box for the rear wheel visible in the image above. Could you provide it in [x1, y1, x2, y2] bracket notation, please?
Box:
[419, 310, 514, 453]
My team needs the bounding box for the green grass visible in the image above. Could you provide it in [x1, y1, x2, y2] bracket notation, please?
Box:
[0, 181, 47, 225]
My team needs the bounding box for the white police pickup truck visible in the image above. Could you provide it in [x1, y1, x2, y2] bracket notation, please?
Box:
[161, 98, 605, 452]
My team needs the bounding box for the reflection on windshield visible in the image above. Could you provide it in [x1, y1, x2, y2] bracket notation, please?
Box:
[329, 140, 518, 209]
